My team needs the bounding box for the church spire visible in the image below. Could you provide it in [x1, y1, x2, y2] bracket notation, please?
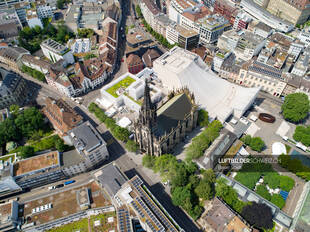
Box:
[140, 79, 156, 127]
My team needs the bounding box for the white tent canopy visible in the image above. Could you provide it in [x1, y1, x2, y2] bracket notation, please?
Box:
[153, 47, 260, 122]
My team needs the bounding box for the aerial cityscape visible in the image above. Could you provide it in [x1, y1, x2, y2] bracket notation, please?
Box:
[0, 0, 310, 231]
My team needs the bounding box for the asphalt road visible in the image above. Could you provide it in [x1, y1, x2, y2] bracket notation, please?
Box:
[0, 2, 200, 230]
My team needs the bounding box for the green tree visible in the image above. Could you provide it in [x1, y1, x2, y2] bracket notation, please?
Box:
[241, 135, 252, 146]
[77, 28, 94, 38]
[15, 107, 44, 138]
[9, 104, 20, 116]
[54, 136, 66, 152]
[0, 118, 20, 145]
[293, 125, 310, 146]
[281, 93, 310, 123]
[57, 0, 64, 9]
[112, 126, 130, 142]
[197, 109, 209, 127]
[135, 5, 142, 18]
[125, 140, 139, 152]
[19, 146, 35, 158]
[202, 169, 216, 183]
[250, 137, 265, 152]
[195, 180, 214, 200]
[142, 154, 156, 169]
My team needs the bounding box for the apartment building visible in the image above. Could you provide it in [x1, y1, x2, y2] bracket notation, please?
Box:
[240, 0, 294, 33]
[12, 151, 66, 189]
[41, 39, 75, 66]
[140, 0, 160, 29]
[238, 61, 286, 96]
[218, 30, 266, 60]
[213, 0, 238, 24]
[266, 0, 310, 25]
[0, 67, 28, 110]
[233, 11, 251, 30]
[0, 46, 29, 71]
[43, 97, 83, 136]
[64, 121, 109, 176]
[19, 54, 51, 74]
[166, 22, 199, 50]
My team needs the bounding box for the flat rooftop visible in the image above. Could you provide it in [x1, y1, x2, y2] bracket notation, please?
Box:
[13, 151, 59, 176]
[126, 176, 179, 232]
[41, 39, 67, 54]
[94, 163, 127, 197]
[0, 202, 12, 223]
[23, 180, 110, 225]
[69, 121, 106, 155]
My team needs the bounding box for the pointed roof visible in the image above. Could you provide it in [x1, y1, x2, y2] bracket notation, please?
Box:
[141, 79, 155, 111]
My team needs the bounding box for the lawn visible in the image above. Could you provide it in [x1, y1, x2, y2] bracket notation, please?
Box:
[47, 213, 117, 232]
[90, 212, 117, 232]
[106, 76, 136, 98]
[46, 218, 88, 232]
[234, 159, 295, 209]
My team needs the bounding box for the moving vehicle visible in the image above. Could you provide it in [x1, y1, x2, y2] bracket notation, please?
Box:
[64, 180, 75, 185]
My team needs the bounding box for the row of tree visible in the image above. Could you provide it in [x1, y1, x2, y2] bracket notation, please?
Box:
[279, 154, 310, 181]
[142, 154, 214, 219]
[21, 65, 45, 82]
[88, 103, 138, 151]
[185, 120, 222, 160]
[241, 135, 265, 152]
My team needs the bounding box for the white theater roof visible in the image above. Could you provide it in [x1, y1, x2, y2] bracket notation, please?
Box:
[153, 47, 260, 122]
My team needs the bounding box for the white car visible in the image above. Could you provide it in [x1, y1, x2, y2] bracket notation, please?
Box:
[48, 186, 56, 190]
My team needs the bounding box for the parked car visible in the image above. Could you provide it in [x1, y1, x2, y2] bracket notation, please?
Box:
[64, 180, 75, 185]
[55, 184, 64, 188]
[48, 186, 56, 190]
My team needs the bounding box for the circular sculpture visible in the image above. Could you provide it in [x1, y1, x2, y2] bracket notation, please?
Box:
[259, 113, 276, 123]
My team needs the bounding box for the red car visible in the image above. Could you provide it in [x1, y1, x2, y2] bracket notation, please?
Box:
[121, 58, 124, 62]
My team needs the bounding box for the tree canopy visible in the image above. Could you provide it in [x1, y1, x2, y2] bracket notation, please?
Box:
[281, 93, 310, 123]
[186, 120, 222, 160]
[197, 109, 209, 127]
[77, 28, 94, 38]
[293, 125, 310, 146]
[241, 203, 273, 230]
[241, 135, 265, 152]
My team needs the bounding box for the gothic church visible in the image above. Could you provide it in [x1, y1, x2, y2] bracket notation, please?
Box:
[134, 81, 198, 156]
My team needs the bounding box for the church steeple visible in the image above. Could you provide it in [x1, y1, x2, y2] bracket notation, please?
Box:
[140, 79, 156, 127]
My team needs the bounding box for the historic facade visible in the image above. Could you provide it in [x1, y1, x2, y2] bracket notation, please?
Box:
[134, 81, 198, 156]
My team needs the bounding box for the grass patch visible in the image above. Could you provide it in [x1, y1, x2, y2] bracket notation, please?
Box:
[47, 217, 88, 232]
[106, 76, 136, 98]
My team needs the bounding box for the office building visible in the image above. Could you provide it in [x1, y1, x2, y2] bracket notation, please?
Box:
[41, 39, 75, 66]
[0, 67, 28, 110]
